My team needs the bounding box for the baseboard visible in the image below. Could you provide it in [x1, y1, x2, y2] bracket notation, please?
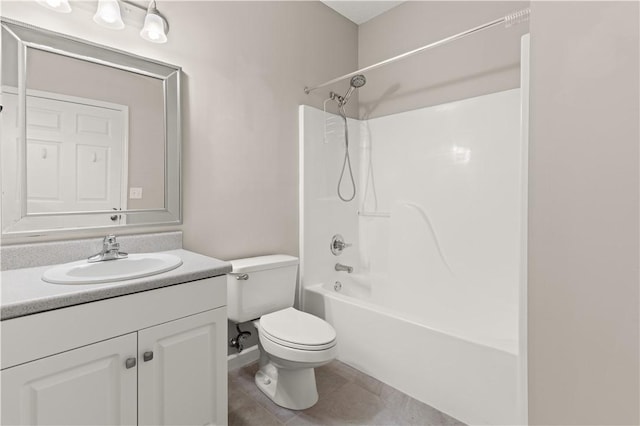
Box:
[227, 344, 259, 370]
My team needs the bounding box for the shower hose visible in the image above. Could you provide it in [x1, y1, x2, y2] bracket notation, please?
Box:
[337, 103, 356, 202]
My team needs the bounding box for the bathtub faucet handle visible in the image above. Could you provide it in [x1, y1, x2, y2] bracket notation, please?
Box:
[331, 234, 352, 256]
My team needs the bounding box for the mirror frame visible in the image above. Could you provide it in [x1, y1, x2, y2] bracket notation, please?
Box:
[1, 19, 182, 238]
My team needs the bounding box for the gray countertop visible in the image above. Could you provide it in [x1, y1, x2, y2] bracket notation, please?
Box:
[1, 249, 231, 320]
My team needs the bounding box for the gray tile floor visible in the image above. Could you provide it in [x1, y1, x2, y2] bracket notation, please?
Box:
[228, 360, 465, 426]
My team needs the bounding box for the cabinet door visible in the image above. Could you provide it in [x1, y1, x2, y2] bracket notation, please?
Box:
[1, 333, 137, 425]
[138, 308, 228, 426]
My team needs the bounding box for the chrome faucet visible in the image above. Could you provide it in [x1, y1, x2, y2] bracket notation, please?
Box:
[335, 263, 353, 273]
[330, 234, 352, 256]
[88, 235, 128, 262]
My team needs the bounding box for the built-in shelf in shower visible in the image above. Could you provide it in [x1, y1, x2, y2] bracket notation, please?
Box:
[357, 210, 391, 218]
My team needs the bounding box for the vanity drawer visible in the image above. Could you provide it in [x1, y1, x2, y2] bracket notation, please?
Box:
[1, 276, 226, 369]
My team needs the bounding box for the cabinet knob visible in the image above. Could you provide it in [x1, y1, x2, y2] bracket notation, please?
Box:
[143, 351, 154, 362]
[125, 357, 137, 369]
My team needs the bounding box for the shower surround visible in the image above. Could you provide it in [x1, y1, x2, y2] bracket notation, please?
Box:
[299, 87, 527, 425]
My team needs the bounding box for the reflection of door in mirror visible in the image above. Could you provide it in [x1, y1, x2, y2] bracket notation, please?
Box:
[2, 90, 128, 226]
[26, 49, 166, 212]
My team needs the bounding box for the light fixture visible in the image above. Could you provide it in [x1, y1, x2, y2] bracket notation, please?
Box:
[35, 0, 71, 13]
[140, 0, 168, 44]
[36, 0, 169, 44]
[93, 0, 125, 30]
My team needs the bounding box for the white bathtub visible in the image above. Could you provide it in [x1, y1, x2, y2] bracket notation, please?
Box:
[304, 280, 521, 425]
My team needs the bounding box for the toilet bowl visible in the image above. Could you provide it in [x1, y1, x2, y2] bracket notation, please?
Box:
[254, 308, 337, 409]
[226, 255, 337, 410]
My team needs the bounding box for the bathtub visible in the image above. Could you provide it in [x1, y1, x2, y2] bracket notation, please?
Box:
[304, 280, 521, 425]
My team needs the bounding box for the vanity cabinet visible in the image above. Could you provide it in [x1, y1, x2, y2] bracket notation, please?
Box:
[1, 276, 228, 426]
[138, 309, 225, 426]
[2, 333, 138, 425]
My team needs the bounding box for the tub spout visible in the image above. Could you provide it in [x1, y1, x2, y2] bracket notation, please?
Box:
[335, 263, 353, 273]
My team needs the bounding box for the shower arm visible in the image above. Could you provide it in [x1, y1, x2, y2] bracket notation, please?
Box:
[303, 8, 529, 95]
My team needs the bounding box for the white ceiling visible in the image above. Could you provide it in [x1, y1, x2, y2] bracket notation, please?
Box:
[321, 1, 405, 25]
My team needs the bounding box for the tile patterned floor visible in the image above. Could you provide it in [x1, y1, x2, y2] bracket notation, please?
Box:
[228, 360, 465, 426]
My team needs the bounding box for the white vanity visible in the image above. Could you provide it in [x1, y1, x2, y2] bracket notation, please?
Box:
[1, 244, 231, 426]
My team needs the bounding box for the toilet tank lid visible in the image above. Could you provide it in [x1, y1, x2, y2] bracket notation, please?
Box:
[230, 255, 299, 273]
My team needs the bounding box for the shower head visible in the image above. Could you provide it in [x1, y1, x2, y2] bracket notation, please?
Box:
[350, 74, 366, 88]
[341, 74, 366, 106]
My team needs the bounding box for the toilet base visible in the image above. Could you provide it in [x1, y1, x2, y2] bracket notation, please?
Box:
[255, 361, 319, 410]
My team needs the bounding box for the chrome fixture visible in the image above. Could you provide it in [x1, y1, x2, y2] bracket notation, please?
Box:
[88, 234, 128, 262]
[304, 8, 530, 94]
[329, 75, 367, 108]
[329, 74, 366, 202]
[37, 0, 170, 44]
[228, 272, 249, 280]
[334, 281, 342, 292]
[330, 234, 352, 256]
[335, 263, 353, 274]
[230, 324, 252, 353]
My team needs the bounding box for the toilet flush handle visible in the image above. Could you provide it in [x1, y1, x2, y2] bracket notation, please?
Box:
[229, 272, 249, 280]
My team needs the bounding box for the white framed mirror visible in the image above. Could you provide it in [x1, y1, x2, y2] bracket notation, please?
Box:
[1, 19, 181, 238]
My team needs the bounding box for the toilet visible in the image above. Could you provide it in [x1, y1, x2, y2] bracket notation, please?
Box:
[226, 255, 337, 410]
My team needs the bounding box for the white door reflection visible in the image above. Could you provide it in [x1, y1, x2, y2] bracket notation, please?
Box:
[3, 90, 128, 226]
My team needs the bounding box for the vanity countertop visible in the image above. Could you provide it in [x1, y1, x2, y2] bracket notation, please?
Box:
[0, 249, 231, 321]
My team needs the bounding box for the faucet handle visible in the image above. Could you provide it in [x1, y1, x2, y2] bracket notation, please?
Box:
[104, 234, 117, 242]
[103, 235, 122, 253]
[88, 235, 126, 262]
[330, 234, 351, 256]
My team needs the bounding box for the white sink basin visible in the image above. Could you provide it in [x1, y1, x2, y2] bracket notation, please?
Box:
[42, 253, 183, 285]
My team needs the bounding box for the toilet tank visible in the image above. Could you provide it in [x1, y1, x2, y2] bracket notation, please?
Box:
[226, 255, 299, 323]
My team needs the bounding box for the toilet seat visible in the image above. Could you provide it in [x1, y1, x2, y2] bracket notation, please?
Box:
[259, 308, 336, 351]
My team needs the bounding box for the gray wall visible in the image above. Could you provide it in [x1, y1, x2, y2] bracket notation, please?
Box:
[528, 2, 639, 424]
[357, 1, 529, 119]
[173, 2, 358, 260]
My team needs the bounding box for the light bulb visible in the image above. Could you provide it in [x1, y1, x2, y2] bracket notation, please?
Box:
[93, 0, 125, 30]
[140, 11, 168, 43]
[36, 0, 71, 13]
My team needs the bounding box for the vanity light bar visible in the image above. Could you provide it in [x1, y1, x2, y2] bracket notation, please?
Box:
[36, 0, 169, 44]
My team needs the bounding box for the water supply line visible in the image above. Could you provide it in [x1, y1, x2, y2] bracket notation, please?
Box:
[229, 324, 251, 353]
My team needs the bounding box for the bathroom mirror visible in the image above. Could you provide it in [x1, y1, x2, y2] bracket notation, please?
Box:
[1, 19, 181, 237]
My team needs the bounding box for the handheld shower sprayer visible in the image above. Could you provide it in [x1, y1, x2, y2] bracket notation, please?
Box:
[330, 74, 367, 107]
[329, 74, 367, 202]
[341, 74, 366, 106]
